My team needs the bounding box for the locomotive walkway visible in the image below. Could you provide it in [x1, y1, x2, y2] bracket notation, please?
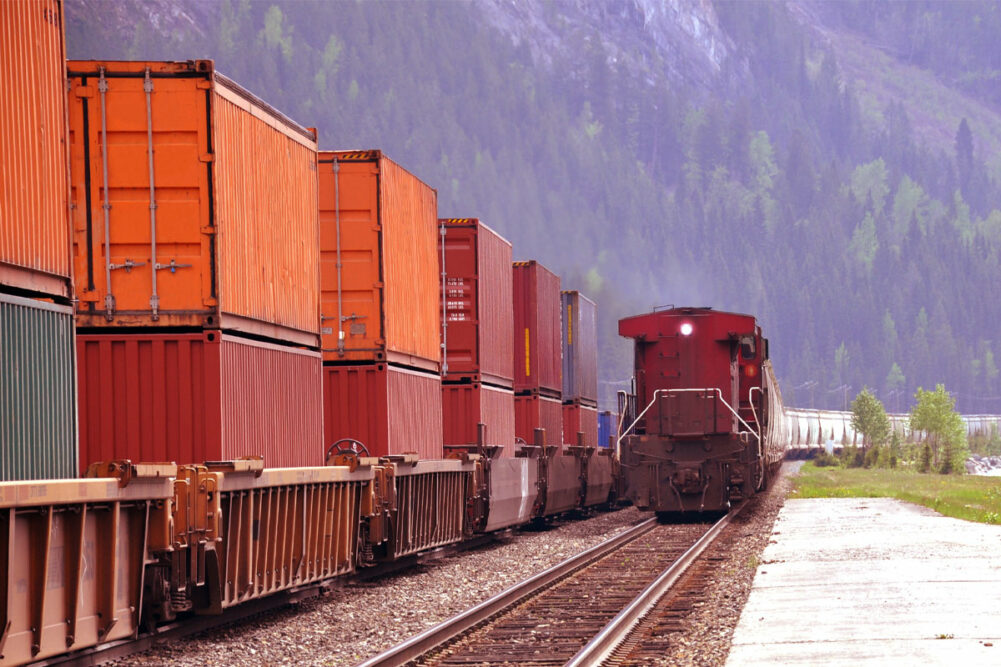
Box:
[726, 497, 1001, 665]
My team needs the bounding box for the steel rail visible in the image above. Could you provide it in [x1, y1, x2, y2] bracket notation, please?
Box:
[567, 504, 745, 667]
[355, 517, 659, 667]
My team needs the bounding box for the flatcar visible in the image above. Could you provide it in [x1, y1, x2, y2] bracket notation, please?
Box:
[617, 307, 786, 516]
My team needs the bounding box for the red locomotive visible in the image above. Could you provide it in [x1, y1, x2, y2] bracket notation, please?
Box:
[618, 307, 786, 515]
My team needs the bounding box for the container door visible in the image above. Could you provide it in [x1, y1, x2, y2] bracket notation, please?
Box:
[69, 63, 210, 327]
[318, 158, 383, 361]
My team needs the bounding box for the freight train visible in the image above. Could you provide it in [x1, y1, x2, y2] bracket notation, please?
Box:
[1, 5, 787, 664]
[617, 307, 787, 516]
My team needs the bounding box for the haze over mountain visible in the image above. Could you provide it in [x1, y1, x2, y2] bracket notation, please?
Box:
[65, 0, 1001, 413]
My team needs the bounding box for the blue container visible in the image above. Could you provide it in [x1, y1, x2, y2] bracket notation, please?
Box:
[598, 410, 618, 449]
[560, 291, 598, 403]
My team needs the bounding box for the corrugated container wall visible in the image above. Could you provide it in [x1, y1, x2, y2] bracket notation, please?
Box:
[317, 151, 439, 369]
[323, 364, 443, 460]
[1, 0, 73, 298]
[514, 394, 563, 448]
[439, 219, 514, 386]
[512, 261, 561, 395]
[563, 403, 599, 447]
[67, 60, 319, 346]
[442, 383, 516, 455]
[1, 293, 77, 480]
[77, 331, 323, 470]
[561, 291, 598, 404]
[598, 411, 618, 448]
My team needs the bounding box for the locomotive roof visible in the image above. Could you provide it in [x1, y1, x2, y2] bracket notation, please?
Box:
[618, 306, 760, 339]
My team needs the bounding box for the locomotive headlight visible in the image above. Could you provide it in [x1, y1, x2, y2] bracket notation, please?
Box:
[745, 364, 758, 377]
[680, 322, 693, 336]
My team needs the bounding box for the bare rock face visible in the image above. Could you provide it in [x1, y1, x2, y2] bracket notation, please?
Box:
[967, 455, 1001, 476]
[478, 0, 746, 91]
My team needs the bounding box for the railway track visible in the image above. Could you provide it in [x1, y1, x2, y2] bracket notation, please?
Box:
[361, 508, 741, 667]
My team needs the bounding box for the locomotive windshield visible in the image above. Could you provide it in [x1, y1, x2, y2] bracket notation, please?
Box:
[740, 335, 756, 360]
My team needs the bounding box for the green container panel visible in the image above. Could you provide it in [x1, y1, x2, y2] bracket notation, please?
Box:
[1, 291, 77, 479]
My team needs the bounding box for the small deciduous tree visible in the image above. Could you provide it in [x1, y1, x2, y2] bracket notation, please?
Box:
[851, 388, 890, 451]
[909, 384, 968, 474]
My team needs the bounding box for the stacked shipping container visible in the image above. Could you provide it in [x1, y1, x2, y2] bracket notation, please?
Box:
[512, 261, 563, 447]
[318, 151, 443, 459]
[439, 219, 516, 456]
[0, 0, 79, 480]
[67, 59, 323, 470]
[561, 290, 599, 446]
[77, 332, 323, 466]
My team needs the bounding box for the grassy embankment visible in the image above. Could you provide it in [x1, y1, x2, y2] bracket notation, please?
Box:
[791, 463, 1001, 525]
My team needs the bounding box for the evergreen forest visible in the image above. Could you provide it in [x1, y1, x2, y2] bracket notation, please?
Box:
[65, 0, 1001, 413]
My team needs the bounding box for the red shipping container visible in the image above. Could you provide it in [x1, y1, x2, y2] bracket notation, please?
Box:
[323, 363, 442, 460]
[563, 402, 599, 447]
[317, 151, 439, 369]
[439, 219, 513, 386]
[512, 261, 561, 396]
[442, 382, 516, 456]
[77, 331, 323, 470]
[514, 394, 562, 448]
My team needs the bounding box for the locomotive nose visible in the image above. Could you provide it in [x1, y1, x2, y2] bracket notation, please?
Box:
[673, 466, 702, 494]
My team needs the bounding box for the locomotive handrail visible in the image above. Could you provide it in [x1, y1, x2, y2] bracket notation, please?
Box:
[748, 386, 767, 490]
[615, 388, 760, 453]
[668, 388, 760, 441]
[615, 389, 673, 453]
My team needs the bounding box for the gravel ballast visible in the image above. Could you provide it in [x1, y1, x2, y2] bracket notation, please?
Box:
[121, 464, 798, 666]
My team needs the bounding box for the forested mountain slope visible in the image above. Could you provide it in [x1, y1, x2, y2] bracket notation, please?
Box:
[64, 0, 1001, 412]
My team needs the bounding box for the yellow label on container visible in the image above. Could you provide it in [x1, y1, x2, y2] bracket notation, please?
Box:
[524, 327, 531, 377]
[567, 303, 573, 344]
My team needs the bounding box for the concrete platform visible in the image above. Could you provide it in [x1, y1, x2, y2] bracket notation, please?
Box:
[726, 498, 1001, 666]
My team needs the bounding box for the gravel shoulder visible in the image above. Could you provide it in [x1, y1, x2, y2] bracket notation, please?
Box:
[120, 506, 648, 666]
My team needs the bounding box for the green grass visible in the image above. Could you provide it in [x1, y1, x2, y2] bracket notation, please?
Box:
[792, 463, 1001, 525]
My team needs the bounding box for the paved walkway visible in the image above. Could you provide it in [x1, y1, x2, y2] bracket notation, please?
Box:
[727, 497, 1001, 666]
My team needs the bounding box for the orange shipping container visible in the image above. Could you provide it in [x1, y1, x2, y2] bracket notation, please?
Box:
[1, 0, 73, 298]
[317, 151, 439, 370]
[67, 60, 319, 346]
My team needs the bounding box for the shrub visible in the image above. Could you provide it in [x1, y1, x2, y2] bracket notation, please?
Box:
[841, 445, 865, 468]
[813, 451, 840, 467]
[918, 443, 932, 473]
[863, 446, 881, 468]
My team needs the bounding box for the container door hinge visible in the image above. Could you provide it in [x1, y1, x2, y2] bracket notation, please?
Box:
[199, 153, 214, 163]
[200, 225, 216, 235]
